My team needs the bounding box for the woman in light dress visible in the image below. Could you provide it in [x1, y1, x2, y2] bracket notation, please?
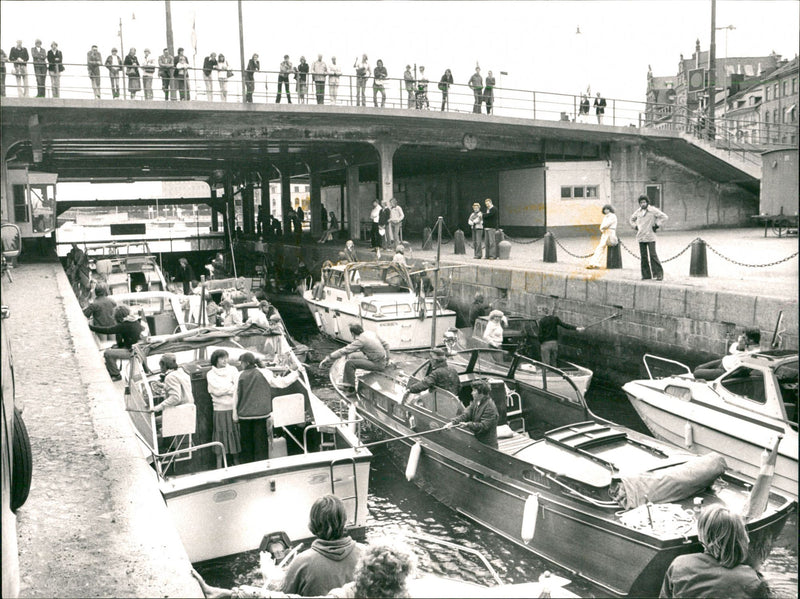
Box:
[206, 349, 241, 468]
[586, 204, 618, 269]
[215, 53, 230, 101]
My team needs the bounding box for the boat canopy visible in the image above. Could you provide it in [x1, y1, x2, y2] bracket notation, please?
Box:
[323, 262, 415, 298]
[132, 322, 288, 359]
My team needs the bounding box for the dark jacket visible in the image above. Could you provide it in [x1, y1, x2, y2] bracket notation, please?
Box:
[47, 49, 64, 72]
[236, 366, 273, 418]
[659, 552, 769, 599]
[408, 364, 460, 396]
[83, 296, 117, 327]
[9, 46, 29, 65]
[451, 395, 498, 448]
[202, 55, 217, 76]
[483, 205, 498, 229]
[378, 207, 390, 227]
[282, 537, 362, 597]
[537, 315, 577, 344]
[89, 318, 143, 349]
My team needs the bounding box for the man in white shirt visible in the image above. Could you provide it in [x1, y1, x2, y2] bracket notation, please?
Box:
[328, 56, 341, 104]
[311, 54, 327, 104]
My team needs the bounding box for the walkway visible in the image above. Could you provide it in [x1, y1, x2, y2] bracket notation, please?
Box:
[3, 264, 199, 598]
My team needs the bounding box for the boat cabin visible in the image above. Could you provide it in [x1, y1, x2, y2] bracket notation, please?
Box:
[84, 242, 167, 295]
[471, 314, 537, 355]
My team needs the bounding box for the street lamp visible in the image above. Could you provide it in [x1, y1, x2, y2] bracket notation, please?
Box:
[715, 24, 735, 97]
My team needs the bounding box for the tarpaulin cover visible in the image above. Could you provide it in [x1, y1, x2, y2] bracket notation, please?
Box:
[613, 453, 727, 509]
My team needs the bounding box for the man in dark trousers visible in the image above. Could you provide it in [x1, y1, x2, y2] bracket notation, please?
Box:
[443, 378, 498, 448]
[537, 305, 585, 367]
[483, 198, 499, 259]
[88, 304, 145, 381]
[629, 194, 668, 281]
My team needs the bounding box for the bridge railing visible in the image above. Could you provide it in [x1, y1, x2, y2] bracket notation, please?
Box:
[4, 62, 797, 150]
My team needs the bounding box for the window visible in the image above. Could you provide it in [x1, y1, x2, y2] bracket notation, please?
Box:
[774, 83, 779, 97]
[766, 87, 770, 101]
[293, 185, 299, 193]
[783, 81, 789, 96]
[13, 185, 28, 223]
[645, 184, 662, 209]
[720, 366, 767, 404]
[793, 78, 797, 94]
[560, 185, 599, 199]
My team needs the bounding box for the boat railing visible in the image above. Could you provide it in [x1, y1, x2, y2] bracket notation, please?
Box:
[533, 466, 620, 509]
[404, 531, 503, 586]
[150, 441, 228, 479]
[301, 417, 366, 453]
[642, 353, 693, 380]
[327, 456, 361, 528]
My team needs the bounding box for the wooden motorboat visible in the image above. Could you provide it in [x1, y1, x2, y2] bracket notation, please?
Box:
[303, 261, 457, 350]
[124, 323, 371, 562]
[330, 349, 795, 597]
[623, 350, 798, 499]
[447, 315, 593, 394]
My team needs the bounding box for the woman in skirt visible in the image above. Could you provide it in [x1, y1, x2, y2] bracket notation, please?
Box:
[207, 349, 241, 468]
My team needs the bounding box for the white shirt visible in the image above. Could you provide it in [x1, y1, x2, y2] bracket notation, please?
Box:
[370, 204, 381, 223]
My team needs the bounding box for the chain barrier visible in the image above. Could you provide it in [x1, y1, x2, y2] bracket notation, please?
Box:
[618, 239, 641, 260]
[706, 242, 799, 268]
[501, 233, 544, 245]
[661, 239, 696, 263]
[422, 219, 453, 248]
[553, 236, 594, 259]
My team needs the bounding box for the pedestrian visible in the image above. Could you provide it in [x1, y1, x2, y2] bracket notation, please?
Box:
[594, 91, 607, 124]
[31, 39, 47, 98]
[311, 54, 327, 104]
[443, 378, 499, 448]
[202, 52, 217, 100]
[105, 48, 122, 98]
[373, 59, 387, 107]
[276, 54, 292, 103]
[439, 68, 453, 111]
[88, 304, 145, 381]
[281, 495, 364, 596]
[416, 65, 429, 109]
[406, 348, 460, 397]
[86, 44, 103, 98]
[369, 199, 382, 259]
[483, 198, 499, 259]
[141, 48, 156, 99]
[537, 304, 585, 367]
[482, 309, 507, 348]
[174, 48, 191, 100]
[403, 64, 415, 108]
[46, 41, 63, 98]
[353, 54, 370, 106]
[296, 56, 309, 104]
[215, 53, 231, 100]
[158, 47, 173, 100]
[469, 66, 483, 114]
[319, 323, 390, 391]
[578, 92, 590, 123]
[629, 194, 668, 280]
[0, 48, 6, 97]
[206, 349, 241, 469]
[379, 200, 391, 249]
[9, 40, 29, 97]
[328, 56, 341, 104]
[660, 504, 770, 599]
[468, 292, 490, 326]
[123, 47, 141, 99]
[586, 204, 618, 269]
[243, 52, 259, 103]
[389, 198, 404, 245]
[484, 70, 496, 114]
[467, 201, 484, 259]
[234, 352, 300, 463]
[174, 258, 197, 295]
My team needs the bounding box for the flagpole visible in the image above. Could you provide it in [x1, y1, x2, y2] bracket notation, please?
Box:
[238, 0, 246, 103]
[191, 14, 198, 101]
[118, 18, 127, 97]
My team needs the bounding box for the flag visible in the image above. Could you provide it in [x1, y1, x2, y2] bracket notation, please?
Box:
[744, 434, 783, 522]
[191, 15, 197, 58]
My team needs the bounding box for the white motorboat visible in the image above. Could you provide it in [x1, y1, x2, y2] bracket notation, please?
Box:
[124, 323, 372, 562]
[303, 261, 457, 350]
[623, 350, 798, 499]
[85, 241, 168, 295]
[449, 314, 593, 395]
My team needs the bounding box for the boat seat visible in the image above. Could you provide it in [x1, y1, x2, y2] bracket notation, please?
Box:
[273, 393, 306, 428]
[162, 403, 197, 437]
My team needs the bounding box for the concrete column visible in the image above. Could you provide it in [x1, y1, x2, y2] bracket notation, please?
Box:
[345, 165, 360, 241]
[224, 172, 235, 246]
[310, 170, 322, 237]
[210, 187, 219, 232]
[374, 141, 399, 205]
[280, 169, 292, 239]
[242, 184, 255, 235]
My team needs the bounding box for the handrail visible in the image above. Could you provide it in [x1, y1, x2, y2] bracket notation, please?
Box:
[302, 417, 365, 453]
[642, 353, 693, 380]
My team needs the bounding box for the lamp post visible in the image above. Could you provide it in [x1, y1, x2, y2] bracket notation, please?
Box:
[715, 24, 735, 98]
[118, 12, 136, 98]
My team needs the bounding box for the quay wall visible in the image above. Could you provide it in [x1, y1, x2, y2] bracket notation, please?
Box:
[445, 263, 798, 385]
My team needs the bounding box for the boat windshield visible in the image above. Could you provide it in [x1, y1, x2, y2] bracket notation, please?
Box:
[774, 360, 798, 427]
[719, 366, 768, 404]
[344, 263, 412, 290]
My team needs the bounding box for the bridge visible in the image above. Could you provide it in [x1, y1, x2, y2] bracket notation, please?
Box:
[0, 97, 765, 243]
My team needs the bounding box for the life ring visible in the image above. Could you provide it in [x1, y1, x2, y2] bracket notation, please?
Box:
[11, 408, 33, 512]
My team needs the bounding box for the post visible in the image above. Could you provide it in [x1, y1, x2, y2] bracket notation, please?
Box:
[430, 216, 442, 348]
[118, 18, 127, 97]
[707, 0, 717, 142]
[238, 0, 246, 103]
[165, 0, 177, 100]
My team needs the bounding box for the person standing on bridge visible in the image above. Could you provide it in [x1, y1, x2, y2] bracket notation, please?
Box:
[174, 48, 191, 100]
[484, 70, 496, 114]
[629, 194, 668, 281]
[202, 52, 217, 100]
[296, 56, 309, 104]
[373, 59, 387, 107]
[469, 66, 483, 114]
[328, 56, 341, 104]
[439, 68, 453, 111]
[158, 47, 173, 100]
[311, 54, 327, 104]
[86, 45, 103, 98]
[46, 42, 64, 98]
[594, 92, 607, 124]
[353, 54, 370, 107]
[403, 64, 415, 108]
[9, 40, 29, 97]
[31, 39, 47, 98]
[276, 54, 293, 103]
[141, 48, 156, 99]
[124, 47, 141, 99]
[244, 53, 259, 103]
[215, 53, 231, 101]
[105, 48, 122, 98]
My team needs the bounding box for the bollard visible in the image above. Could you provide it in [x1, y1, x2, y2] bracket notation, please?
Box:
[498, 239, 512, 260]
[496, 229, 505, 244]
[422, 227, 433, 250]
[690, 238, 708, 277]
[453, 230, 466, 254]
[606, 243, 623, 269]
[542, 232, 557, 263]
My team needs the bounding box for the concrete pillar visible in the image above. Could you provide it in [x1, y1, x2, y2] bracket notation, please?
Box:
[345, 165, 360, 241]
[259, 169, 272, 239]
[224, 172, 235, 245]
[210, 187, 219, 232]
[374, 141, 399, 205]
[242, 184, 255, 235]
[310, 170, 322, 237]
[280, 169, 292, 239]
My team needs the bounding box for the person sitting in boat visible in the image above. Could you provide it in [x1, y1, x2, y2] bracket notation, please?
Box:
[693, 328, 763, 381]
[328, 538, 415, 598]
[206, 252, 229, 280]
[319, 324, 390, 392]
[151, 353, 194, 413]
[217, 298, 243, 327]
[660, 504, 770, 598]
[207, 349, 242, 469]
[482, 309, 507, 348]
[404, 348, 460, 398]
[234, 352, 300, 464]
[83, 283, 116, 342]
[88, 304, 145, 382]
[342, 240, 359, 263]
[391, 244, 408, 267]
[247, 300, 280, 328]
[468, 293, 490, 327]
[443, 378, 499, 448]
[281, 494, 364, 596]
[537, 305, 585, 367]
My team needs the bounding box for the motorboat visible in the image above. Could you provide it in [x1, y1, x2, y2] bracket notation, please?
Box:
[447, 314, 593, 395]
[303, 261, 457, 350]
[330, 349, 795, 597]
[84, 241, 168, 295]
[124, 323, 371, 563]
[623, 350, 798, 500]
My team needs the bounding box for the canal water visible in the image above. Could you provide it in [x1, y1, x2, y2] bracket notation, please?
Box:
[195, 300, 798, 598]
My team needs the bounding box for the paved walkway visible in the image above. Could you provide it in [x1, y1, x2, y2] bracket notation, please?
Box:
[401, 227, 798, 301]
[3, 264, 199, 598]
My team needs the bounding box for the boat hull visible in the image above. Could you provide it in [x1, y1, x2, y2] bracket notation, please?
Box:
[624, 384, 798, 500]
